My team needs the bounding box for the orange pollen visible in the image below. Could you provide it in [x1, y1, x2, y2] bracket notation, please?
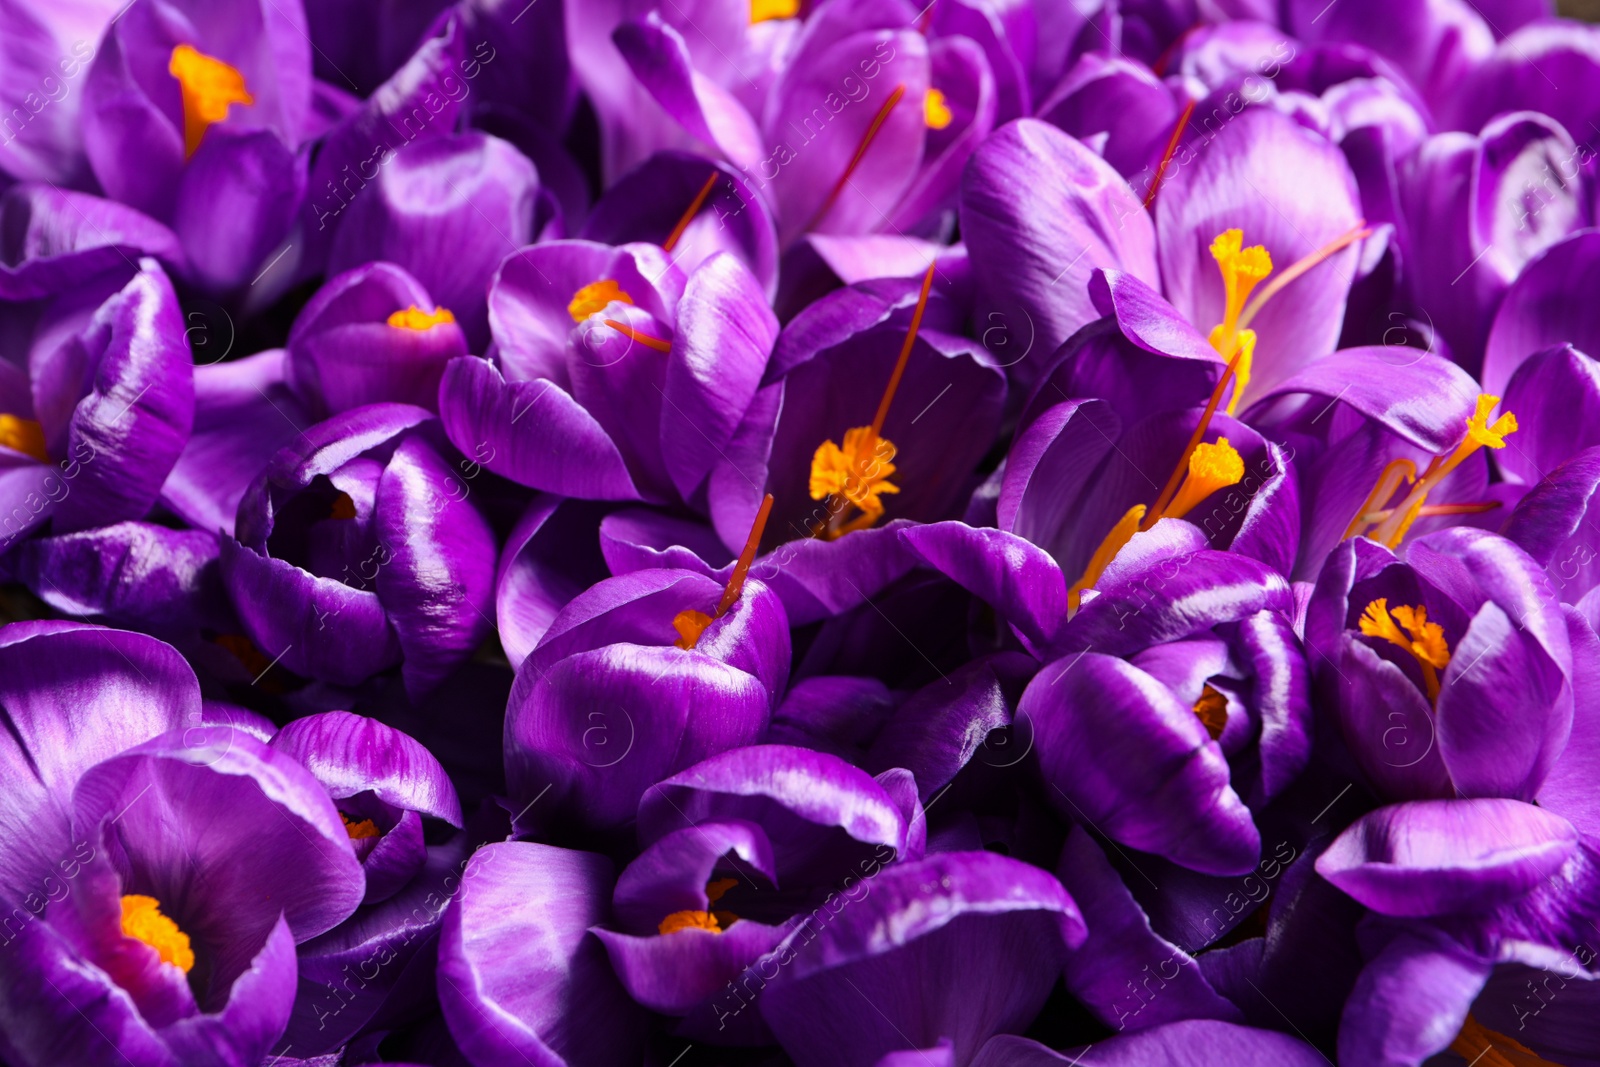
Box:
[120, 895, 195, 973]
[0, 414, 48, 463]
[1356, 394, 1518, 548]
[804, 83, 907, 234]
[663, 170, 720, 253]
[659, 909, 723, 935]
[1193, 685, 1228, 740]
[750, 0, 800, 22]
[602, 319, 672, 353]
[674, 494, 775, 650]
[923, 88, 953, 129]
[568, 279, 633, 321]
[1165, 437, 1245, 521]
[1359, 598, 1450, 704]
[168, 44, 253, 159]
[808, 263, 936, 540]
[341, 812, 381, 840]
[387, 305, 455, 331]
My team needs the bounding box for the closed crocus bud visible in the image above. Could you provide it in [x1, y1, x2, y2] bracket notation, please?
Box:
[218, 404, 496, 699]
[286, 262, 468, 419]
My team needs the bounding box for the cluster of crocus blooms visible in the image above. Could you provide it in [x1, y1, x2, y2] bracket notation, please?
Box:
[6, 0, 1600, 1064]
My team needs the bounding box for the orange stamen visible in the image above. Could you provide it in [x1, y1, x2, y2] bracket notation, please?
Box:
[662, 170, 720, 254]
[1144, 98, 1196, 210]
[1235, 223, 1373, 333]
[1141, 345, 1245, 530]
[804, 83, 907, 234]
[603, 319, 672, 352]
[674, 493, 774, 650]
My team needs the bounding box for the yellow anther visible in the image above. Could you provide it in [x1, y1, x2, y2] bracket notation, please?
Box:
[120, 895, 195, 973]
[1359, 598, 1449, 703]
[751, 0, 800, 20]
[810, 426, 900, 539]
[923, 88, 953, 130]
[673, 609, 713, 650]
[1208, 229, 1272, 361]
[1166, 437, 1245, 521]
[0, 415, 48, 463]
[1193, 685, 1229, 740]
[168, 44, 253, 159]
[341, 812, 380, 840]
[387, 306, 456, 331]
[658, 909, 722, 935]
[1068, 503, 1147, 614]
[568, 280, 633, 322]
[1359, 395, 1518, 548]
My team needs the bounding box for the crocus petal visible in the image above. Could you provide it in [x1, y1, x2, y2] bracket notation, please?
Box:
[975, 1020, 1336, 1065]
[268, 711, 461, 825]
[218, 536, 402, 685]
[53, 260, 194, 533]
[1019, 653, 1261, 876]
[1503, 446, 1600, 599]
[298, 14, 470, 269]
[437, 356, 643, 500]
[1539, 609, 1600, 835]
[582, 152, 780, 299]
[285, 262, 467, 418]
[613, 13, 764, 168]
[15, 520, 228, 635]
[0, 186, 183, 301]
[326, 132, 539, 345]
[660, 252, 778, 502]
[160, 349, 313, 539]
[1316, 799, 1580, 916]
[898, 521, 1067, 655]
[1056, 826, 1243, 1033]
[764, 29, 930, 246]
[960, 120, 1157, 390]
[496, 495, 612, 668]
[1499, 345, 1600, 486]
[760, 850, 1085, 1067]
[866, 652, 1039, 801]
[72, 727, 366, 965]
[0, 621, 198, 902]
[638, 744, 909, 883]
[1156, 107, 1362, 407]
[373, 432, 497, 699]
[437, 842, 644, 1067]
[594, 918, 797, 1018]
[505, 643, 770, 832]
[1483, 230, 1600, 399]
[1336, 928, 1492, 1067]
[171, 126, 305, 295]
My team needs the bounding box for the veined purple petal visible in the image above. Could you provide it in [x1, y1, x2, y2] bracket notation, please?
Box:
[1316, 799, 1580, 917]
[437, 842, 644, 1067]
[268, 711, 461, 825]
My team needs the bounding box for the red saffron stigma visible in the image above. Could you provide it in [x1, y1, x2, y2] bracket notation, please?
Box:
[663, 170, 720, 254]
[804, 83, 907, 234]
[1144, 98, 1196, 211]
[603, 319, 672, 352]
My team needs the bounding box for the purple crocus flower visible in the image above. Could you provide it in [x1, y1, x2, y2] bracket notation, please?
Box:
[438, 242, 776, 508]
[0, 257, 193, 551]
[593, 743, 919, 1042]
[502, 506, 791, 832]
[570, 0, 1001, 243]
[436, 841, 646, 1066]
[218, 403, 497, 698]
[285, 262, 468, 419]
[264, 712, 470, 1057]
[1305, 527, 1573, 804]
[0, 621, 365, 1066]
[902, 515, 1307, 876]
[79, 0, 315, 295]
